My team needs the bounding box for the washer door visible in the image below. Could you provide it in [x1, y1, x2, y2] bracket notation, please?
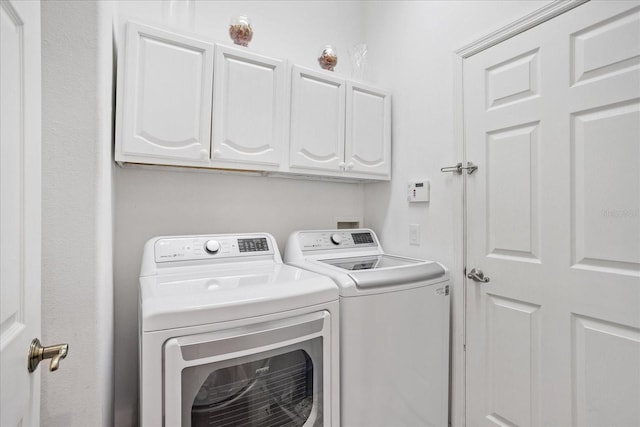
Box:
[163, 311, 330, 427]
[188, 347, 317, 426]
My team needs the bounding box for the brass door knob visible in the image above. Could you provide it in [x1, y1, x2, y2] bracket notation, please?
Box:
[27, 338, 69, 373]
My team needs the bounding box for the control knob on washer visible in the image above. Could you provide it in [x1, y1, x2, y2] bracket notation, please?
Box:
[330, 234, 342, 245]
[204, 240, 220, 254]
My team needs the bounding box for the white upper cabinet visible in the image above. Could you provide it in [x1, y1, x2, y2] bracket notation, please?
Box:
[212, 44, 286, 169]
[115, 22, 392, 181]
[116, 22, 214, 164]
[289, 65, 346, 172]
[289, 65, 391, 180]
[345, 82, 391, 177]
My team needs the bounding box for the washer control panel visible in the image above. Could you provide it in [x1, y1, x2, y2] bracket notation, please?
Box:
[155, 235, 273, 263]
[299, 230, 378, 251]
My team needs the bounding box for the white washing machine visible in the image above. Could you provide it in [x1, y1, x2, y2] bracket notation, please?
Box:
[284, 229, 450, 427]
[139, 233, 340, 427]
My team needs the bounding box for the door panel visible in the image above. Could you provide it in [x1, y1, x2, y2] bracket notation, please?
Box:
[289, 66, 345, 172]
[571, 315, 640, 427]
[212, 45, 285, 167]
[485, 48, 540, 110]
[486, 122, 540, 261]
[571, 101, 639, 273]
[570, 7, 640, 86]
[117, 22, 214, 161]
[345, 82, 391, 176]
[0, 0, 41, 425]
[465, 2, 640, 426]
[485, 296, 541, 427]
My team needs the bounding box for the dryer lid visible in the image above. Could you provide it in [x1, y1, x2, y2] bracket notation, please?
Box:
[140, 264, 338, 331]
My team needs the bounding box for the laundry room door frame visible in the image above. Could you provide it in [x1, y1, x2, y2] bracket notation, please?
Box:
[450, 1, 588, 425]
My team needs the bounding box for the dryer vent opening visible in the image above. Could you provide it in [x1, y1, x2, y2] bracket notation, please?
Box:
[337, 221, 360, 229]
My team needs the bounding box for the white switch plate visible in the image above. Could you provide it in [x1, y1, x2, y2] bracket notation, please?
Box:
[409, 224, 420, 245]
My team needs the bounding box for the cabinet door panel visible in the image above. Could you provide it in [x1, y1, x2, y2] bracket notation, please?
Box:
[213, 45, 285, 167]
[117, 23, 213, 162]
[346, 82, 391, 177]
[289, 66, 345, 172]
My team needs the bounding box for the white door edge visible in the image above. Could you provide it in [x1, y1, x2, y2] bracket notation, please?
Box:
[0, 0, 42, 425]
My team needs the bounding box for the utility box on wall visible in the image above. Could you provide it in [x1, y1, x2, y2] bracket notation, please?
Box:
[407, 181, 430, 203]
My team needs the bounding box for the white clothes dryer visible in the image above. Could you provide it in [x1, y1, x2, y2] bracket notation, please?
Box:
[139, 233, 340, 427]
[284, 229, 450, 427]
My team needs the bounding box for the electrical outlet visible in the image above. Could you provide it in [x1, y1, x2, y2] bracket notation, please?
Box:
[409, 224, 420, 246]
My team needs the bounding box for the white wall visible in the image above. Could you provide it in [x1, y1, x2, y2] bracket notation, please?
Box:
[41, 1, 114, 426]
[361, 1, 550, 423]
[112, 2, 368, 424]
[38, 2, 554, 426]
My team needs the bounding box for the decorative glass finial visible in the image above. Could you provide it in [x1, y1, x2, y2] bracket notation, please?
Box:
[229, 15, 253, 47]
[318, 45, 338, 71]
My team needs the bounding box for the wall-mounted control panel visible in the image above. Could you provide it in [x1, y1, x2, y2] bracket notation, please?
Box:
[407, 180, 430, 203]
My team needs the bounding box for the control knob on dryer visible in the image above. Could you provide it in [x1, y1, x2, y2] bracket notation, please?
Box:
[330, 234, 342, 245]
[204, 240, 220, 254]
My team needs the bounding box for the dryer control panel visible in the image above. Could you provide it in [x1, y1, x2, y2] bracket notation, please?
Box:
[154, 235, 274, 263]
[299, 230, 378, 251]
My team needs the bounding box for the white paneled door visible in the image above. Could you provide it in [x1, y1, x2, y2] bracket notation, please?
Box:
[465, 2, 640, 426]
[0, 0, 42, 425]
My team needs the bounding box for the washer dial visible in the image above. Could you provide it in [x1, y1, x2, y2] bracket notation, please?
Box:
[204, 240, 220, 254]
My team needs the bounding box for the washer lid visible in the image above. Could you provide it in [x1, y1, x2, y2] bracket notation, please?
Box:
[140, 263, 338, 331]
[320, 254, 418, 270]
[317, 255, 446, 288]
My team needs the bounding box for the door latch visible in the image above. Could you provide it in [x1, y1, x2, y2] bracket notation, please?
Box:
[440, 161, 478, 175]
[467, 268, 490, 283]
